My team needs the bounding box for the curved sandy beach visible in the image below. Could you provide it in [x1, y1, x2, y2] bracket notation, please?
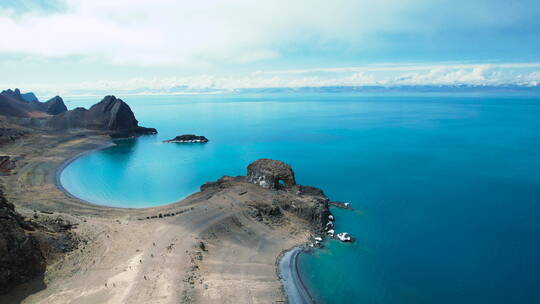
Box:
[0, 129, 321, 304]
[278, 248, 315, 304]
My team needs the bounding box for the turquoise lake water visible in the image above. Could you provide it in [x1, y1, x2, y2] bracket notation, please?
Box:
[60, 92, 540, 303]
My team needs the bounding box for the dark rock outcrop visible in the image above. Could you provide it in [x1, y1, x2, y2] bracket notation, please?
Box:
[47, 95, 157, 137]
[0, 190, 80, 295]
[164, 134, 209, 143]
[0, 190, 45, 294]
[247, 159, 296, 190]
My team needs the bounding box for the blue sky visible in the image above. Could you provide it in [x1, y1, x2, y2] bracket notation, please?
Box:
[1, 0, 539, 95]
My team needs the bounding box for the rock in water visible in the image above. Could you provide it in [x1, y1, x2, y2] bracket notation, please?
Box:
[47, 95, 157, 137]
[0, 190, 46, 294]
[247, 158, 296, 190]
[336, 232, 354, 242]
[164, 134, 209, 143]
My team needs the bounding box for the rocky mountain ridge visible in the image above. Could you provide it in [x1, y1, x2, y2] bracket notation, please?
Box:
[1, 89, 157, 138]
[0, 89, 68, 117]
[46, 95, 157, 137]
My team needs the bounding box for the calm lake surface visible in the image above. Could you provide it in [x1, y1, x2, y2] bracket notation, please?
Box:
[60, 93, 540, 303]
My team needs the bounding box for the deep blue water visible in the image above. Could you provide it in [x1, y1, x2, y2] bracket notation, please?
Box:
[60, 93, 540, 303]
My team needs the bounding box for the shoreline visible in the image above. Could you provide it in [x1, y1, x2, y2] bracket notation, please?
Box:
[1, 130, 327, 303]
[53, 139, 117, 209]
[53, 137, 195, 209]
[56, 136, 318, 304]
[278, 247, 316, 304]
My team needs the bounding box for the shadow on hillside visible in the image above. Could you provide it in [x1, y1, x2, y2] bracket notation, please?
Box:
[0, 274, 46, 304]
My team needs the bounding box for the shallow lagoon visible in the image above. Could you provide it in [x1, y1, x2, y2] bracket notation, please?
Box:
[61, 93, 540, 303]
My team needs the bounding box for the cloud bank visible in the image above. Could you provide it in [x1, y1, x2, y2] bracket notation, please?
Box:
[3, 62, 539, 96]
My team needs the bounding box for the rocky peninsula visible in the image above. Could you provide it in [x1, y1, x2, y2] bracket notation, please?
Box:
[0, 90, 341, 303]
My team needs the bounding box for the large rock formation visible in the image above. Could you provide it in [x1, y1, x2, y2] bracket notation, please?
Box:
[0, 190, 45, 294]
[247, 159, 296, 190]
[47, 95, 157, 137]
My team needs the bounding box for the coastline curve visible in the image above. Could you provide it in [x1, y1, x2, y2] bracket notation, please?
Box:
[54, 140, 118, 208]
[279, 247, 316, 304]
[53, 135, 321, 304]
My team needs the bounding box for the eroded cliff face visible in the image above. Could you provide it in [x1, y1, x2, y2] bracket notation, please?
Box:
[247, 158, 297, 190]
[47, 95, 157, 137]
[0, 190, 45, 294]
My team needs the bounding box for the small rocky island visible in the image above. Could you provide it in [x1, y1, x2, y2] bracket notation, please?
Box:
[164, 134, 209, 143]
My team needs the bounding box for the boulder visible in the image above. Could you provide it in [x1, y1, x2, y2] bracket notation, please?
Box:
[336, 232, 354, 242]
[247, 159, 296, 190]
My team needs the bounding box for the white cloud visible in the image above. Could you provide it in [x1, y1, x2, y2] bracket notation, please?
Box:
[2, 0, 538, 66]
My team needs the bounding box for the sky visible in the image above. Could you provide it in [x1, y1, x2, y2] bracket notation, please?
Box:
[1, 0, 539, 95]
